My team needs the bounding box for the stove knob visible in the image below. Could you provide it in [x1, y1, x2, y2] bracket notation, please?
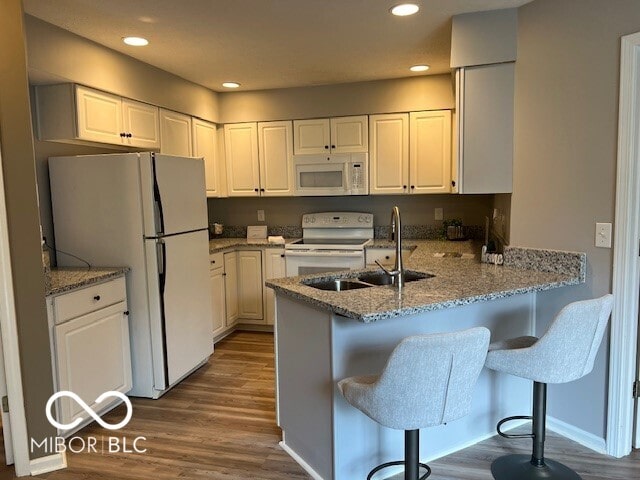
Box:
[366, 217, 371, 223]
[311, 217, 316, 223]
[358, 215, 364, 222]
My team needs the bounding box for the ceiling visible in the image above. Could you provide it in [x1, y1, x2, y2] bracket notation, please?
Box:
[23, 0, 532, 93]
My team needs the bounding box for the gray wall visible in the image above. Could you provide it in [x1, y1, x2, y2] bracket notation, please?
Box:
[208, 194, 494, 231]
[511, 0, 640, 439]
[25, 15, 220, 123]
[219, 74, 454, 123]
[0, 0, 56, 459]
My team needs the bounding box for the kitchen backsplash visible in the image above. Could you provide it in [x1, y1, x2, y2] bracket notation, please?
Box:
[211, 224, 485, 240]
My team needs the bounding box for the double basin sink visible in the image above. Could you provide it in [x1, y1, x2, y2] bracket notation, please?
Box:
[304, 271, 434, 292]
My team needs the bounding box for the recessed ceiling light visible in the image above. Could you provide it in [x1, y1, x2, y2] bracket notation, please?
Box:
[122, 36, 149, 46]
[391, 4, 420, 16]
[222, 82, 241, 89]
[410, 65, 430, 72]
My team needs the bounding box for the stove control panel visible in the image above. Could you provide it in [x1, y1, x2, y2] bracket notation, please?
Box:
[302, 212, 373, 228]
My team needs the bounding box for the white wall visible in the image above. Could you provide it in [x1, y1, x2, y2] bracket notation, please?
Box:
[512, 0, 640, 439]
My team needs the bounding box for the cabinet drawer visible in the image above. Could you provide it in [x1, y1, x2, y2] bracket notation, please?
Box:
[53, 276, 126, 325]
[209, 252, 224, 270]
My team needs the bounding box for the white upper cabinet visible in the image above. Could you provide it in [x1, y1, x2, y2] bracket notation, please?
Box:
[456, 63, 514, 193]
[369, 111, 451, 195]
[225, 121, 294, 197]
[122, 99, 160, 149]
[293, 116, 368, 155]
[36, 84, 160, 149]
[224, 122, 260, 196]
[75, 86, 123, 144]
[193, 118, 221, 197]
[369, 113, 409, 195]
[409, 110, 452, 194]
[258, 121, 294, 196]
[160, 109, 193, 157]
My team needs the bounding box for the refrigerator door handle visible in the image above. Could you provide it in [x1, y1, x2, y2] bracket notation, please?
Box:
[156, 239, 166, 286]
[156, 238, 169, 389]
[152, 153, 165, 235]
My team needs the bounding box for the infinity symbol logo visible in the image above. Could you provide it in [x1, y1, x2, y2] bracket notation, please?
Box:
[46, 391, 133, 431]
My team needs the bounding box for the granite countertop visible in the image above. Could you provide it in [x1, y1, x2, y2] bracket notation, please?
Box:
[266, 241, 586, 323]
[209, 238, 299, 253]
[46, 267, 129, 296]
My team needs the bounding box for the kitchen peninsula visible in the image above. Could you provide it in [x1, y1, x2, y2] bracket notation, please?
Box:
[266, 242, 585, 480]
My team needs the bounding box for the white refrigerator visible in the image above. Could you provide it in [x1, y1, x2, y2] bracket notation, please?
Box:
[49, 152, 213, 398]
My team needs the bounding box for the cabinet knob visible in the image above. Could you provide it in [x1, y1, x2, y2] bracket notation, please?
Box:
[331, 145, 336, 149]
[124, 311, 129, 316]
[93, 295, 101, 301]
[119, 133, 126, 138]
[223, 273, 227, 276]
[126, 133, 132, 138]
[403, 185, 407, 189]
[280, 254, 285, 258]
[260, 188, 265, 192]
[451, 180, 456, 187]
[411, 185, 415, 189]
[254, 188, 259, 192]
[324, 145, 329, 149]
[211, 260, 216, 264]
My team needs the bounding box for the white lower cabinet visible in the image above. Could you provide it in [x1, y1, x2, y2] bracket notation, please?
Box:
[264, 249, 286, 326]
[365, 247, 412, 267]
[210, 253, 226, 338]
[48, 276, 132, 436]
[237, 250, 264, 323]
[224, 251, 239, 327]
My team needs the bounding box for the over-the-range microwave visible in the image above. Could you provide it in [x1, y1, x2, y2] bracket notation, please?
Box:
[293, 153, 368, 196]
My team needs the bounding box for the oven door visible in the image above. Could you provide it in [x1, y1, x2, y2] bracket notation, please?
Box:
[293, 156, 349, 196]
[285, 250, 365, 276]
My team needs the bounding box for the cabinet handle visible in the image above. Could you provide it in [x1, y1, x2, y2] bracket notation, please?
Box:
[93, 295, 101, 301]
[120, 133, 126, 138]
[451, 180, 456, 187]
[223, 273, 227, 276]
[126, 133, 132, 138]
[124, 311, 129, 315]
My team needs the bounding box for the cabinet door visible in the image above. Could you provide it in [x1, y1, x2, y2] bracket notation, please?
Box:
[258, 121, 294, 196]
[224, 123, 260, 196]
[409, 110, 452, 194]
[54, 302, 132, 425]
[224, 252, 239, 326]
[210, 267, 226, 336]
[193, 119, 220, 197]
[458, 63, 514, 193]
[264, 249, 286, 326]
[369, 114, 409, 195]
[75, 86, 123, 145]
[122, 99, 160, 149]
[331, 115, 369, 153]
[160, 109, 193, 156]
[237, 250, 264, 322]
[293, 118, 330, 155]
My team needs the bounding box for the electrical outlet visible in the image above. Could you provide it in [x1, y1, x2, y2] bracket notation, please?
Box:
[257, 210, 265, 222]
[595, 222, 612, 248]
[434, 208, 443, 221]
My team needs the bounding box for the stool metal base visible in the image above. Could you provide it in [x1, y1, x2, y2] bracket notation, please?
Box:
[491, 454, 582, 480]
[366, 460, 431, 480]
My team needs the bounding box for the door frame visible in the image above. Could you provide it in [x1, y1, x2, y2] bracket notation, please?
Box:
[608, 31, 640, 458]
[0, 144, 31, 474]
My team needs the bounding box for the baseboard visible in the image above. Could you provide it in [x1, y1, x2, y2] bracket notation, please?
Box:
[29, 452, 67, 476]
[279, 440, 324, 480]
[547, 416, 606, 454]
[235, 323, 273, 332]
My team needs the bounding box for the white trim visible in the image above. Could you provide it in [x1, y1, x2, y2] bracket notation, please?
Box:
[0, 145, 32, 475]
[608, 31, 640, 458]
[28, 453, 66, 476]
[279, 440, 324, 480]
[547, 416, 606, 455]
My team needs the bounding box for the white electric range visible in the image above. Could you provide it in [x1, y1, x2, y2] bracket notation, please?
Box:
[284, 212, 373, 277]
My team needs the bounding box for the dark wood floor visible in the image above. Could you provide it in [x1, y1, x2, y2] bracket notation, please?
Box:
[0, 331, 638, 479]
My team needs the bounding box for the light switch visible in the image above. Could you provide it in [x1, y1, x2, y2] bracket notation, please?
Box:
[257, 210, 265, 222]
[595, 222, 612, 248]
[435, 208, 443, 221]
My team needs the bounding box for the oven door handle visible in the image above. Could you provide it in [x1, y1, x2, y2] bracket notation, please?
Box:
[284, 250, 364, 257]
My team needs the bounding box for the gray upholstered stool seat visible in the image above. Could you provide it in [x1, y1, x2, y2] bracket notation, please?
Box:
[338, 327, 490, 480]
[485, 294, 613, 480]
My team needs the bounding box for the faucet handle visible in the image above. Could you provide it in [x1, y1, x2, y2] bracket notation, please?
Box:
[375, 260, 399, 277]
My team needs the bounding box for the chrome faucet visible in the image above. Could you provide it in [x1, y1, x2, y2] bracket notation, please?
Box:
[376, 206, 404, 289]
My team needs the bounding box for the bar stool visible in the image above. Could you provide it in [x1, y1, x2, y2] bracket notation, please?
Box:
[337, 327, 490, 480]
[485, 294, 613, 480]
